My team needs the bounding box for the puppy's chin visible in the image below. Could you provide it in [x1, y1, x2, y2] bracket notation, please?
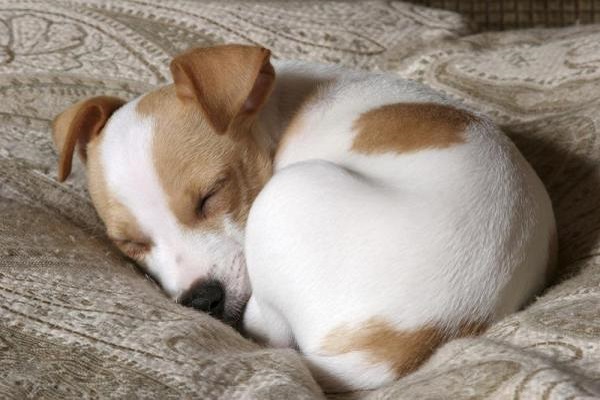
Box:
[222, 294, 252, 331]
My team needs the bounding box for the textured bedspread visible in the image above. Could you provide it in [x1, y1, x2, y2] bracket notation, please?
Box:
[1, 1, 599, 398]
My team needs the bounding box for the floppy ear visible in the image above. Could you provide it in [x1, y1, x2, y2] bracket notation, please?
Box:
[52, 96, 125, 182]
[170, 45, 275, 134]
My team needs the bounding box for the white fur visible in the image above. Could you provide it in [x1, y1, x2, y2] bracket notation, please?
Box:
[96, 60, 555, 392]
[243, 62, 555, 391]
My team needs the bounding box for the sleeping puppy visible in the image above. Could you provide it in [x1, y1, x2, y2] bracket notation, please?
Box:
[51, 44, 556, 392]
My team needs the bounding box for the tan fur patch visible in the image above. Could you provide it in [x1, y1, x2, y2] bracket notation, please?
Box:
[321, 318, 487, 377]
[136, 85, 271, 229]
[351, 103, 476, 155]
[52, 96, 125, 182]
[170, 45, 274, 134]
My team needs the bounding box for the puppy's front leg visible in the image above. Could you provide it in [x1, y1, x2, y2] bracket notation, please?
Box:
[243, 295, 295, 348]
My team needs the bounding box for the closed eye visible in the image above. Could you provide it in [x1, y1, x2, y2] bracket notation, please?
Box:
[196, 177, 227, 218]
[196, 192, 216, 218]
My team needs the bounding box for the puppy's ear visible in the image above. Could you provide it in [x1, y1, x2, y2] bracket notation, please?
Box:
[52, 96, 125, 182]
[170, 45, 275, 134]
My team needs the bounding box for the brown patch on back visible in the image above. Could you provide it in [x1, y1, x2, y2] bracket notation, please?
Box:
[321, 318, 487, 377]
[136, 86, 271, 229]
[351, 103, 477, 155]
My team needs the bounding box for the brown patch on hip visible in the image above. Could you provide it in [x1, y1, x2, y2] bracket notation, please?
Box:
[351, 103, 477, 155]
[321, 317, 487, 377]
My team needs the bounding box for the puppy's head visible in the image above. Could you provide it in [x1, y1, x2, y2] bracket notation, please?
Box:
[51, 45, 275, 324]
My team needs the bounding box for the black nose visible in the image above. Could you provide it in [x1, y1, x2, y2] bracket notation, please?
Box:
[180, 280, 225, 318]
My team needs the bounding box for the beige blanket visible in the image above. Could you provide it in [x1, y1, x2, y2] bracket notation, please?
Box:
[1, 1, 599, 398]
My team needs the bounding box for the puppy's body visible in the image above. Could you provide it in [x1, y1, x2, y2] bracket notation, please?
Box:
[51, 46, 556, 392]
[244, 61, 555, 390]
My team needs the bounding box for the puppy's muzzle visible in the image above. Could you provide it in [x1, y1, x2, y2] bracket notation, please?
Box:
[180, 280, 225, 319]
